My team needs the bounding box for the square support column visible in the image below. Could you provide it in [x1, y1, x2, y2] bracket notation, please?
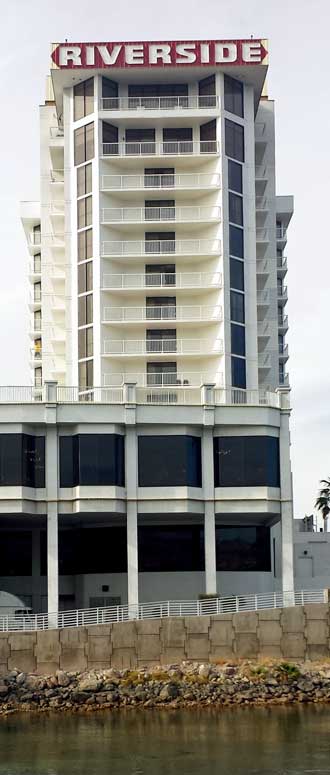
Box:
[278, 392, 294, 597]
[125, 424, 139, 611]
[202, 426, 217, 596]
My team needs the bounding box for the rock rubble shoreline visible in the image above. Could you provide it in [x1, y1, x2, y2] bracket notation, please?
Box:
[2, 661, 330, 715]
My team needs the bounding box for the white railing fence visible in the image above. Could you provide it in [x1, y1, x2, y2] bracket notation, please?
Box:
[100, 95, 219, 111]
[0, 590, 325, 633]
[101, 173, 221, 190]
[102, 140, 219, 157]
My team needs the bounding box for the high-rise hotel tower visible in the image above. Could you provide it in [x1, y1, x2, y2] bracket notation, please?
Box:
[16, 39, 294, 614]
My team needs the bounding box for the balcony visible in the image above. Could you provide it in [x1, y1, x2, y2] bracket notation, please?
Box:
[103, 338, 223, 357]
[100, 95, 219, 112]
[258, 352, 271, 370]
[255, 165, 267, 180]
[30, 320, 42, 337]
[101, 238, 221, 259]
[103, 371, 223, 388]
[30, 347, 42, 364]
[29, 288, 42, 309]
[102, 271, 222, 292]
[276, 226, 287, 243]
[50, 169, 64, 184]
[278, 315, 289, 333]
[279, 372, 290, 386]
[49, 126, 64, 146]
[256, 228, 270, 244]
[28, 258, 41, 281]
[277, 256, 288, 276]
[255, 196, 269, 211]
[279, 343, 289, 361]
[277, 285, 288, 305]
[101, 205, 221, 225]
[257, 290, 270, 306]
[256, 258, 270, 275]
[255, 122, 266, 140]
[257, 320, 271, 339]
[102, 305, 222, 325]
[101, 172, 221, 192]
[101, 140, 220, 159]
[49, 202, 64, 217]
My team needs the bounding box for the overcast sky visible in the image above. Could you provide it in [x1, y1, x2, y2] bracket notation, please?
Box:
[1, 0, 329, 521]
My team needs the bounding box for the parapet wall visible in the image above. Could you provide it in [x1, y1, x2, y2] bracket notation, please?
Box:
[0, 604, 329, 676]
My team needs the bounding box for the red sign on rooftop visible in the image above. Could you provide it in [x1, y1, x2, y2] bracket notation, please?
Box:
[51, 40, 268, 69]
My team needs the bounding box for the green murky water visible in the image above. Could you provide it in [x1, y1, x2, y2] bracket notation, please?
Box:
[0, 707, 330, 773]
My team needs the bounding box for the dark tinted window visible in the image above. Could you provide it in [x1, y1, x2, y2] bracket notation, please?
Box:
[138, 435, 202, 487]
[229, 192, 243, 225]
[214, 436, 280, 487]
[225, 119, 244, 162]
[74, 78, 94, 121]
[59, 434, 125, 487]
[0, 531, 32, 575]
[216, 526, 270, 571]
[228, 160, 243, 193]
[230, 290, 245, 323]
[231, 323, 246, 356]
[231, 356, 246, 388]
[74, 123, 94, 166]
[139, 526, 204, 571]
[229, 224, 244, 258]
[224, 75, 244, 117]
[0, 435, 45, 487]
[230, 257, 244, 290]
[41, 527, 127, 575]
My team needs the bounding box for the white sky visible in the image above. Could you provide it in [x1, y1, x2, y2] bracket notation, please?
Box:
[1, 0, 329, 521]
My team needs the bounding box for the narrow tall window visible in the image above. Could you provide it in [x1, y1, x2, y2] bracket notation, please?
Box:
[74, 78, 94, 121]
[74, 123, 94, 166]
[224, 75, 244, 117]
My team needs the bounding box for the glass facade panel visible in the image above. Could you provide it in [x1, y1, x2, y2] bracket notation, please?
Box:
[228, 159, 243, 193]
[231, 323, 246, 356]
[139, 526, 204, 571]
[229, 225, 244, 258]
[0, 435, 45, 487]
[214, 436, 280, 487]
[59, 434, 125, 487]
[224, 75, 244, 118]
[216, 526, 271, 571]
[225, 119, 245, 162]
[230, 258, 244, 291]
[230, 290, 245, 323]
[138, 435, 202, 487]
[231, 355, 246, 388]
[229, 192, 243, 225]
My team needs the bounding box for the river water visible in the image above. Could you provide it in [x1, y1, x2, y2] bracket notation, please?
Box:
[0, 707, 330, 774]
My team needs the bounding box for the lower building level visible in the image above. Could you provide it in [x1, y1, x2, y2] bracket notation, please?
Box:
[0, 382, 294, 613]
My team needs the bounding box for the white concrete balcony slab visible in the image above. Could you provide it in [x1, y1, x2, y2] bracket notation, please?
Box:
[256, 258, 271, 275]
[257, 320, 271, 338]
[256, 228, 270, 243]
[101, 205, 221, 225]
[101, 172, 221, 192]
[28, 289, 42, 309]
[278, 315, 289, 333]
[101, 238, 221, 259]
[100, 95, 219, 112]
[102, 305, 222, 324]
[255, 164, 267, 180]
[103, 371, 223, 388]
[49, 201, 64, 217]
[28, 258, 41, 281]
[103, 338, 223, 357]
[101, 140, 220, 159]
[276, 226, 287, 244]
[49, 126, 64, 146]
[102, 271, 222, 292]
[28, 233, 64, 254]
[255, 196, 269, 210]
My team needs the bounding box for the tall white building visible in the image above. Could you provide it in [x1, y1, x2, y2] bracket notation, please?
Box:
[8, 38, 296, 614]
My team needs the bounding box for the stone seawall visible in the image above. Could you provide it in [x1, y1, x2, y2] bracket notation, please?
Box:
[0, 603, 330, 676]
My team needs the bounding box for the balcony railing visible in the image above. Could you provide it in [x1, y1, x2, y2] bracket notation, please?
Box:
[28, 258, 41, 275]
[277, 285, 288, 302]
[278, 315, 289, 330]
[101, 238, 221, 257]
[256, 258, 270, 275]
[279, 372, 290, 386]
[101, 205, 221, 223]
[256, 228, 269, 242]
[255, 196, 269, 210]
[257, 320, 271, 338]
[255, 165, 267, 179]
[103, 371, 223, 388]
[102, 271, 222, 291]
[279, 343, 289, 358]
[276, 227, 287, 240]
[102, 140, 219, 157]
[100, 95, 219, 111]
[49, 126, 64, 139]
[30, 289, 42, 303]
[103, 338, 223, 356]
[29, 232, 41, 246]
[277, 256, 288, 272]
[258, 352, 271, 369]
[49, 202, 64, 216]
[101, 172, 221, 191]
[103, 305, 222, 323]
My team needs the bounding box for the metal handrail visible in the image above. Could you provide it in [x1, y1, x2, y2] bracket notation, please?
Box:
[103, 305, 222, 322]
[0, 589, 324, 632]
[100, 95, 219, 111]
[103, 339, 223, 355]
[102, 271, 222, 290]
[103, 372, 223, 388]
[101, 173, 221, 190]
[101, 238, 221, 257]
[102, 140, 220, 157]
[101, 205, 221, 223]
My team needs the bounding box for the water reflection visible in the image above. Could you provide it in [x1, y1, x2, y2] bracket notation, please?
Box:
[0, 707, 330, 774]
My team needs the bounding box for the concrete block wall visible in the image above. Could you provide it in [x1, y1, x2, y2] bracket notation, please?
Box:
[1, 604, 330, 675]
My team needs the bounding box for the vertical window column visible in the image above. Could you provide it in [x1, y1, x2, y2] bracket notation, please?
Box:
[74, 138, 94, 391]
[225, 109, 246, 390]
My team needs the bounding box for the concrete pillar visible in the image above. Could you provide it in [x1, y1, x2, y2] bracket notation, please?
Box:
[45, 423, 59, 617]
[31, 528, 41, 613]
[202, 427, 217, 595]
[125, 425, 139, 610]
[278, 392, 295, 597]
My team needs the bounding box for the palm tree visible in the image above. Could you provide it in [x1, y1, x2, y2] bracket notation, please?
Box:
[315, 478, 330, 521]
